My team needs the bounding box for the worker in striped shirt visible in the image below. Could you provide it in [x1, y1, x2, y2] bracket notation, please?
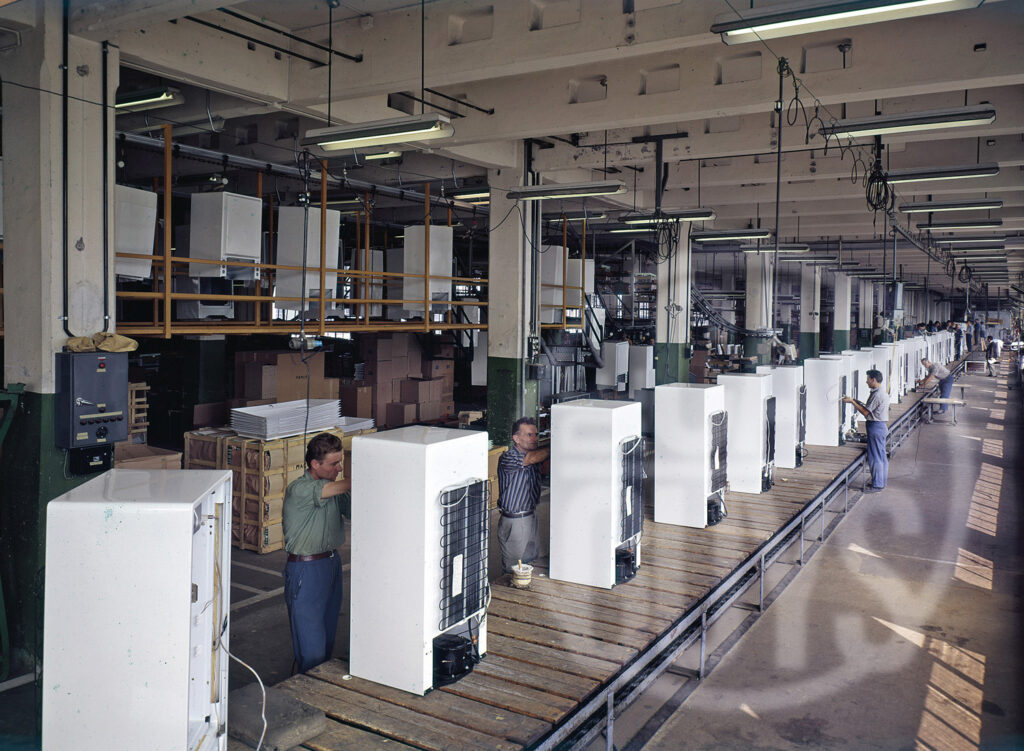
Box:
[496, 417, 550, 574]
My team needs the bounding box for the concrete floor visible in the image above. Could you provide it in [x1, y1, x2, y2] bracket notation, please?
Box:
[1, 361, 1020, 751]
[591, 362, 1023, 751]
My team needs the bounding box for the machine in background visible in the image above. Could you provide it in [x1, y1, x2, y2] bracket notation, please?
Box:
[350, 427, 488, 695]
[550, 400, 644, 588]
[42, 469, 232, 751]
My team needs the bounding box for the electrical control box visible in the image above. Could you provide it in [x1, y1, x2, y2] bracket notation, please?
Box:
[804, 357, 844, 447]
[757, 365, 804, 469]
[654, 383, 727, 527]
[550, 399, 643, 589]
[188, 191, 263, 279]
[43, 469, 232, 751]
[55, 352, 129, 449]
[350, 426, 489, 695]
[275, 205, 342, 312]
[717, 373, 775, 494]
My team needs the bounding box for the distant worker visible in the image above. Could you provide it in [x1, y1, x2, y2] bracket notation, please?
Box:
[951, 322, 963, 358]
[918, 358, 954, 413]
[282, 432, 351, 673]
[965, 322, 973, 351]
[844, 369, 889, 493]
[916, 322, 927, 336]
[974, 320, 984, 349]
[986, 336, 999, 377]
[496, 417, 550, 574]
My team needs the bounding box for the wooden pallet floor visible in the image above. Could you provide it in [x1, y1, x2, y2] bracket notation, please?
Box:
[277, 389, 927, 751]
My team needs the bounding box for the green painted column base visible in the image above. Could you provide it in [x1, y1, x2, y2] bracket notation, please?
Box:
[743, 335, 771, 366]
[0, 392, 92, 674]
[487, 357, 538, 446]
[833, 330, 851, 352]
[654, 343, 690, 385]
[799, 332, 820, 362]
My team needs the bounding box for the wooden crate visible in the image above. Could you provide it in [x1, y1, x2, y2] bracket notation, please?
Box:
[114, 443, 182, 470]
[487, 446, 507, 510]
[184, 427, 237, 470]
[126, 382, 150, 445]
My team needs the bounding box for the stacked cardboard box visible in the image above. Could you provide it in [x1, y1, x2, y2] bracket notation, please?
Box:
[113, 442, 182, 469]
[487, 446, 507, 511]
[421, 356, 456, 418]
[185, 424, 374, 554]
[233, 350, 341, 406]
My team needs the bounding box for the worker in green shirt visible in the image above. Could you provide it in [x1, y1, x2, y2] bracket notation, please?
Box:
[282, 432, 351, 673]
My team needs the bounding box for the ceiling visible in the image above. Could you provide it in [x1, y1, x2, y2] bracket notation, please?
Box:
[53, 0, 1024, 295]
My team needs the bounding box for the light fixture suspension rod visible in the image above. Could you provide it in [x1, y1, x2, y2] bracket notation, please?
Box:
[420, 0, 426, 115]
[772, 58, 787, 332]
[184, 16, 328, 67]
[655, 138, 664, 212]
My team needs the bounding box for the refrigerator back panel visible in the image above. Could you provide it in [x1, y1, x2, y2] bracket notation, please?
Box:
[798, 386, 807, 443]
[709, 411, 728, 493]
[438, 480, 489, 632]
[620, 436, 645, 543]
[765, 397, 776, 464]
[717, 373, 773, 494]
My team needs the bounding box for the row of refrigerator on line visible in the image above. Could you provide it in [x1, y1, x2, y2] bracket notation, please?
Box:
[41, 333, 957, 749]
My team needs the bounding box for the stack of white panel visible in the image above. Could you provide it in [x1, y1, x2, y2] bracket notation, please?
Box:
[189, 191, 263, 279]
[804, 357, 844, 447]
[628, 345, 655, 397]
[550, 400, 643, 588]
[275, 205, 342, 311]
[353, 247, 384, 318]
[350, 426, 488, 695]
[539, 251, 594, 324]
[43, 469, 233, 751]
[757, 365, 805, 469]
[596, 341, 630, 392]
[717, 373, 774, 494]
[654, 383, 726, 527]
[114, 184, 158, 279]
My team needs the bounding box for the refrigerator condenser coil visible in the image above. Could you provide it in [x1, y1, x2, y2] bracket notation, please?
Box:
[619, 435, 645, 544]
[438, 479, 489, 632]
[838, 375, 848, 445]
[709, 410, 728, 493]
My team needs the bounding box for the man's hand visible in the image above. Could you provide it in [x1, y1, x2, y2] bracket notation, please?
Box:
[842, 396, 853, 404]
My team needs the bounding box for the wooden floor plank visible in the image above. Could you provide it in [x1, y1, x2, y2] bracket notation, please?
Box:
[486, 633, 621, 682]
[490, 585, 670, 634]
[487, 616, 637, 664]
[487, 598, 652, 650]
[472, 653, 600, 701]
[308, 660, 551, 747]
[520, 575, 686, 618]
[302, 717, 421, 751]
[439, 670, 578, 724]
[278, 674, 522, 751]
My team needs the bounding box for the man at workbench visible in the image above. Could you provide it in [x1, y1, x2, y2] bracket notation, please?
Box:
[844, 369, 889, 494]
[283, 432, 351, 673]
[918, 357, 954, 412]
[497, 417, 550, 574]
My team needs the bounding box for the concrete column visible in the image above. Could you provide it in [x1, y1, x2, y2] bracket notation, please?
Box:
[0, 3, 118, 672]
[799, 264, 821, 360]
[743, 253, 773, 363]
[486, 149, 536, 445]
[654, 226, 692, 383]
[833, 272, 852, 351]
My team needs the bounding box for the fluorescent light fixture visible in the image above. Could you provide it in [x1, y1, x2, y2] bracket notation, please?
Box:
[744, 244, 809, 254]
[506, 181, 626, 201]
[918, 220, 1003, 231]
[691, 229, 773, 242]
[778, 255, 839, 263]
[710, 0, 982, 44]
[899, 199, 1003, 213]
[326, 197, 362, 206]
[452, 190, 491, 201]
[820, 105, 995, 140]
[115, 87, 184, 113]
[887, 163, 999, 183]
[543, 211, 608, 222]
[622, 208, 717, 225]
[949, 255, 1007, 261]
[934, 234, 1006, 244]
[469, 200, 490, 206]
[609, 227, 655, 234]
[948, 246, 1005, 253]
[363, 150, 402, 161]
[302, 113, 453, 151]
